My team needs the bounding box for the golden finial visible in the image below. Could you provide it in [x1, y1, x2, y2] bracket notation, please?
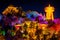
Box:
[48, 4, 50, 7]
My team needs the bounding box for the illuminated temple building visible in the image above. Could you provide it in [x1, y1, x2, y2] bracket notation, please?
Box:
[0, 4, 60, 40]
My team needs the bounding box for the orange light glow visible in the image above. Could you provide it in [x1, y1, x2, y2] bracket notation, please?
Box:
[38, 23, 48, 29]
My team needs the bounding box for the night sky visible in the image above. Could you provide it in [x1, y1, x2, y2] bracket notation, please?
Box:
[0, 0, 60, 18]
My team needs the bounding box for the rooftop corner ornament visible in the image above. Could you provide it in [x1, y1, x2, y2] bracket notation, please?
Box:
[44, 4, 55, 20]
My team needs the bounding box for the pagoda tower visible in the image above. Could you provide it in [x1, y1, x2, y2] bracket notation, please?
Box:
[44, 4, 55, 20]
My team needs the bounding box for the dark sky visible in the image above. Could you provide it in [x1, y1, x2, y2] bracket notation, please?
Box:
[0, 0, 60, 18]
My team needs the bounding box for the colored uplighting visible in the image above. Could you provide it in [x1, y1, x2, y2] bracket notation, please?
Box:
[0, 14, 2, 21]
[26, 11, 39, 21]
